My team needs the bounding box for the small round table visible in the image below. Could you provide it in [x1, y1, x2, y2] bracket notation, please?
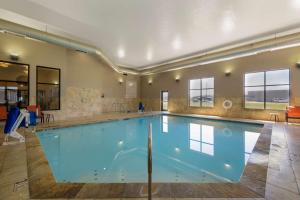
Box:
[269, 112, 279, 122]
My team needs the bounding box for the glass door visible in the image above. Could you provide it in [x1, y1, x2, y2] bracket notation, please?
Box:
[161, 91, 168, 111]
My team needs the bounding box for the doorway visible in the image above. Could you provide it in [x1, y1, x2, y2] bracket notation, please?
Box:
[161, 91, 168, 111]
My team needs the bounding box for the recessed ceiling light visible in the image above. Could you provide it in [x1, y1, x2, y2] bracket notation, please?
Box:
[147, 51, 153, 61]
[222, 11, 235, 33]
[291, 0, 300, 9]
[172, 37, 181, 50]
[118, 48, 125, 58]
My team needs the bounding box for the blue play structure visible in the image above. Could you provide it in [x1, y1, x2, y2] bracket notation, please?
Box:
[3, 107, 36, 145]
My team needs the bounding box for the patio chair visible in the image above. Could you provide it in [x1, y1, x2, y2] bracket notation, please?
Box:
[0, 106, 7, 121]
[286, 106, 300, 122]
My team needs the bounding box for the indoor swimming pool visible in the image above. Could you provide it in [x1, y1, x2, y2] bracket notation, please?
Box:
[37, 115, 263, 184]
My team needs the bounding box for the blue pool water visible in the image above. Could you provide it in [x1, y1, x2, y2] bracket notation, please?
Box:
[37, 115, 262, 183]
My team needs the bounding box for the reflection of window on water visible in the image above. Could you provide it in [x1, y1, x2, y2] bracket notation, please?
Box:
[162, 115, 168, 133]
[244, 131, 260, 165]
[189, 123, 214, 156]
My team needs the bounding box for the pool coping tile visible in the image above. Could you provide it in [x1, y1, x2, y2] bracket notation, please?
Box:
[25, 113, 272, 199]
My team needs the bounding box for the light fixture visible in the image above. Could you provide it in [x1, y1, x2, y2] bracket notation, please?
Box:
[225, 71, 231, 77]
[54, 81, 58, 85]
[118, 48, 125, 58]
[118, 140, 124, 145]
[172, 37, 181, 50]
[291, 0, 300, 9]
[175, 147, 180, 153]
[297, 62, 300, 68]
[175, 75, 180, 82]
[10, 53, 19, 61]
[222, 11, 235, 33]
[0, 62, 9, 68]
[148, 80, 152, 85]
[119, 78, 123, 84]
[147, 51, 153, 61]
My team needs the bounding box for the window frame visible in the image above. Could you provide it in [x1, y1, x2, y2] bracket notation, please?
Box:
[188, 77, 214, 108]
[36, 65, 61, 111]
[0, 60, 30, 111]
[243, 68, 290, 110]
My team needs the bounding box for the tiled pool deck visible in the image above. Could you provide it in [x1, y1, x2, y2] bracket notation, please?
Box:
[0, 112, 300, 200]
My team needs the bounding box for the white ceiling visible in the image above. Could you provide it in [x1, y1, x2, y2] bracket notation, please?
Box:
[1, 0, 300, 68]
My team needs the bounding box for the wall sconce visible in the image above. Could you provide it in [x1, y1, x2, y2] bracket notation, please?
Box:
[10, 53, 19, 61]
[225, 71, 231, 77]
[175, 75, 180, 82]
[148, 80, 152, 85]
[297, 62, 300, 68]
[119, 78, 123, 85]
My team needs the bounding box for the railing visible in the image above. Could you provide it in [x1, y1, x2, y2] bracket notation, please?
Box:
[148, 123, 152, 200]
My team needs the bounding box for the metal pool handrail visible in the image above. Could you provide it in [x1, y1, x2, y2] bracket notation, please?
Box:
[148, 123, 152, 200]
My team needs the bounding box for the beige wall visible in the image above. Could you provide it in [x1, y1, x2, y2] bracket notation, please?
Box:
[2, 32, 300, 122]
[0, 33, 140, 120]
[141, 47, 300, 122]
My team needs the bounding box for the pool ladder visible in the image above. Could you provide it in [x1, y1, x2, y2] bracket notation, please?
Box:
[148, 123, 152, 200]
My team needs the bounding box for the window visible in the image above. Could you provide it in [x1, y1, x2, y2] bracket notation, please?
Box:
[189, 78, 214, 107]
[189, 123, 214, 156]
[0, 61, 29, 111]
[244, 69, 290, 110]
[37, 66, 60, 110]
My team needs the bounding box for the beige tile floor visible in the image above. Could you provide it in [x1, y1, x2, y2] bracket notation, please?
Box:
[0, 112, 300, 200]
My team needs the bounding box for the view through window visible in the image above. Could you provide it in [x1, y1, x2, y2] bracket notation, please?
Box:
[244, 69, 290, 110]
[37, 66, 60, 110]
[0, 61, 29, 111]
[189, 77, 214, 107]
